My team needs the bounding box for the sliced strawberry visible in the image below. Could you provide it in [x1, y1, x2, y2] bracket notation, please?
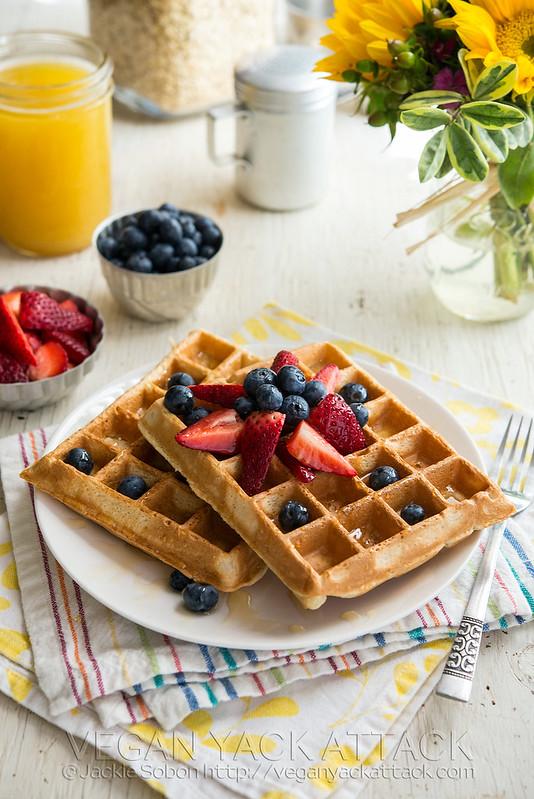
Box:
[240, 411, 285, 495]
[26, 333, 42, 353]
[276, 440, 315, 483]
[176, 408, 244, 455]
[0, 296, 37, 367]
[2, 291, 22, 317]
[271, 350, 299, 373]
[313, 363, 340, 394]
[309, 393, 366, 455]
[44, 330, 90, 366]
[286, 421, 356, 477]
[28, 342, 68, 380]
[20, 291, 93, 333]
[0, 351, 28, 383]
[59, 298, 79, 313]
[190, 383, 245, 408]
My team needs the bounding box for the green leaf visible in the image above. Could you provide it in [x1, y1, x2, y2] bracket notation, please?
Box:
[506, 115, 534, 149]
[471, 124, 509, 163]
[399, 90, 464, 110]
[461, 101, 526, 129]
[435, 151, 453, 179]
[447, 122, 489, 182]
[498, 142, 534, 208]
[401, 107, 451, 131]
[473, 61, 518, 101]
[457, 48, 480, 96]
[418, 129, 448, 182]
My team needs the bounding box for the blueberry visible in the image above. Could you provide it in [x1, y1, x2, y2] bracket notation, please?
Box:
[125, 252, 153, 273]
[117, 475, 148, 499]
[243, 367, 277, 398]
[303, 379, 327, 407]
[194, 257, 207, 265]
[278, 500, 310, 533]
[200, 245, 216, 259]
[201, 225, 222, 247]
[169, 569, 193, 592]
[277, 365, 306, 396]
[340, 382, 368, 404]
[159, 202, 180, 216]
[138, 209, 165, 233]
[182, 220, 197, 238]
[195, 215, 212, 231]
[192, 230, 203, 246]
[179, 237, 198, 257]
[350, 402, 369, 427]
[97, 233, 119, 260]
[235, 395, 257, 419]
[183, 407, 210, 426]
[256, 384, 283, 411]
[159, 217, 183, 246]
[179, 213, 195, 226]
[164, 385, 194, 416]
[168, 371, 195, 388]
[400, 503, 426, 525]
[64, 447, 93, 475]
[149, 243, 175, 271]
[281, 394, 309, 428]
[179, 256, 197, 269]
[368, 465, 399, 491]
[119, 225, 148, 252]
[158, 257, 181, 273]
[183, 582, 219, 612]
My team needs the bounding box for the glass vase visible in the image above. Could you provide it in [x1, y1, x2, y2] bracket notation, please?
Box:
[424, 192, 534, 323]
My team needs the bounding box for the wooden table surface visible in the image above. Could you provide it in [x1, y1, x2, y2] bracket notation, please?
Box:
[1, 2, 533, 798]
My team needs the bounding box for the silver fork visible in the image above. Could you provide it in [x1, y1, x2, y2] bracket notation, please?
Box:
[437, 414, 533, 703]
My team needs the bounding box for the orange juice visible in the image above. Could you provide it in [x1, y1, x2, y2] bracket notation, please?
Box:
[0, 33, 112, 256]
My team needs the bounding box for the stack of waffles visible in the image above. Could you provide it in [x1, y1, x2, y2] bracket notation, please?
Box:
[22, 330, 513, 609]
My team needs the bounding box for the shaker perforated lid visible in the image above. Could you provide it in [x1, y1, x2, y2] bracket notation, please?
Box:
[235, 45, 337, 112]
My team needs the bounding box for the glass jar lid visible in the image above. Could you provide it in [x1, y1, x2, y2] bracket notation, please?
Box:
[235, 45, 336, 113]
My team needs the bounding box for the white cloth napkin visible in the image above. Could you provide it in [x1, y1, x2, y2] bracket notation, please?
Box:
[0, 304, 532, 798]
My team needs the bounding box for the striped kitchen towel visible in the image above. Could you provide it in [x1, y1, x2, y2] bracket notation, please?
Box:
[0, 303, 532, 799]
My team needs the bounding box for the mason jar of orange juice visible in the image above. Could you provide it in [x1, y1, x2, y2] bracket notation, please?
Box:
[0, 31, 113, 256]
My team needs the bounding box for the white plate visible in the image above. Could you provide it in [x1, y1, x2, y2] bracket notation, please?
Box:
[35, 363, 482, 651]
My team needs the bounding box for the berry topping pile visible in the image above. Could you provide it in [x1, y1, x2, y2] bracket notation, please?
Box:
[169, 569, 219, 613]
[0, 290, 95, 384]
[172, 350, 370, 495]
[97, 204, 222, 275]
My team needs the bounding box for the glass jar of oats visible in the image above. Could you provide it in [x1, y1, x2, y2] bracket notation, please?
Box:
[88, 0, 275, 118]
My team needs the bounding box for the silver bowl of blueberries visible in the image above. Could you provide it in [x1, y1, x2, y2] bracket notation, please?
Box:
[94, 203, 223, 323]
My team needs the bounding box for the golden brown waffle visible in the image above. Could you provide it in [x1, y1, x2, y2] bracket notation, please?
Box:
[20, 332, 266, 591]
[139, 332, 514, 609]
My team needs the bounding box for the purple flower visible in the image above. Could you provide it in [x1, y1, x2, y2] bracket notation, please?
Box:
[432, 38, 457, 63]
[433, 68, 469, 108]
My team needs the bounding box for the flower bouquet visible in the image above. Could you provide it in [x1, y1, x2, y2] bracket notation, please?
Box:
[316, 1, 534, 319]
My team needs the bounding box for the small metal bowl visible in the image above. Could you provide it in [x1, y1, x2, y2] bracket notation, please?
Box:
[0, 286, 104, 412]
[94, 208, 222, 323]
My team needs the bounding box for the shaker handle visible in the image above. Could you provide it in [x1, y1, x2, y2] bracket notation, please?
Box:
[207, 104, 251, 168]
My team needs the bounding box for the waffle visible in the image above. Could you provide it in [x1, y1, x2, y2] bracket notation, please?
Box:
[20, 335, 266, 592]
[139, 331, 514, 609]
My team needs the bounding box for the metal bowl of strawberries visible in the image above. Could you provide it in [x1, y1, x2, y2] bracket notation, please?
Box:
[0, 286, 104, 411]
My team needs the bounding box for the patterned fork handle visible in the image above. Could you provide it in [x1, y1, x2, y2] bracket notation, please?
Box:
[436, 521, 507, 702]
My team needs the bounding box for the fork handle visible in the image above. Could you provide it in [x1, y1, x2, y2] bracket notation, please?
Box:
[436, 521, 507, 702]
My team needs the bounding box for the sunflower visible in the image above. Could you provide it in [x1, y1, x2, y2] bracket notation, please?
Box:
[439, 0, 534, 95]
[315, 0, 435, 80]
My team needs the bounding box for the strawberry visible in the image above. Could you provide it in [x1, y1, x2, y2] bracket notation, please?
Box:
[271, 350, 299, 373]
[276, 440, 315, 483]
[2, 291, 22, 316]
[309, 393, 366, 455]
[0, 352, 28, 384]
[26, 333, 42, 353]
[190, 383, 245, 408]
[176, 409, 244, 455]
[240, 411, 285, 495]
[19, 291, 93, 333]
[286, 421, 356, 477]
[0, 295, 37, 367]
[313, 363, 340, 394]
[59, 299, 79, 313]
[28, 342, 69, 380]
[44, 331, 90, 366]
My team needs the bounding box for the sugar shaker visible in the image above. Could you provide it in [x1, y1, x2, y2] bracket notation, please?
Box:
[207, 45, 337, 211]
